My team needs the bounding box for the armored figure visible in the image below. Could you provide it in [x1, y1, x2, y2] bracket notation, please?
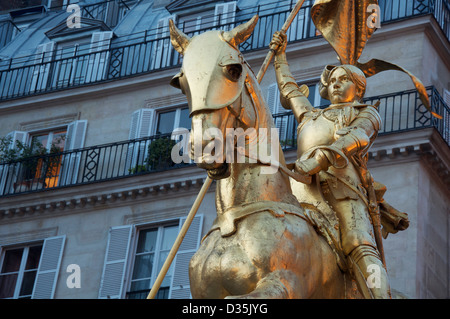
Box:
[271, 31, 391, 299]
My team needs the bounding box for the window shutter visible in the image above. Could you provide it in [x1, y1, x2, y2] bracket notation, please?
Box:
[59, 120, 87, 186]
[30, 41, 55, 92]
[266, 83, 280, 114]
[169, 215, 203, 299]
[0, 131, 29, 195]
[266, 83, 287, 142]
[214, 1, 237, 28]
[125, 109, 155, 173]
[87, 31, 113, 82]
[32, 235, 66, 299]
[99, 225, 133, 299]
[153, 15, 176, 69]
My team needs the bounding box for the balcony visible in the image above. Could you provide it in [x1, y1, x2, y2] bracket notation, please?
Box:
[0, 86, 448, 198]
[0, 0, 448, 101]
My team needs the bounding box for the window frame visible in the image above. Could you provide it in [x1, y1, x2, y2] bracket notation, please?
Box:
[154, 105, 191, 136]
[28, 127, 67, 188]
[126, 219, 180, 299]
[0, 242, 44, 299]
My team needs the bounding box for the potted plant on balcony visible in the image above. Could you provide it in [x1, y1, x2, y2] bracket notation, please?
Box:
[146, 136, 176, 171]
[0, 136, 63, 192]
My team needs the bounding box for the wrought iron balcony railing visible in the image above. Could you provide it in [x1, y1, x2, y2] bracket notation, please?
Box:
[274, 86, 449, 150]
[0, 86, 448, 198]
[0, 0, 447, 101]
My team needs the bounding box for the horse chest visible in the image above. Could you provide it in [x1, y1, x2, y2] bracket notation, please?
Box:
[190, 229, 261, 298]
[189, 212, 302, 298]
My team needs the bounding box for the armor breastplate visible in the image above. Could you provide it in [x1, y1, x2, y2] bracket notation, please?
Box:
[297, 105, 359, 158]
[297, 111, 337, 158]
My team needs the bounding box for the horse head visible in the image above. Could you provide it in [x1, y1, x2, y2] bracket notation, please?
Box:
[169, 16, 280, 179]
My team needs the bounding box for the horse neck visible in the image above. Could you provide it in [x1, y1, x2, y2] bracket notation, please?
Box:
[215, 72, 294, 214]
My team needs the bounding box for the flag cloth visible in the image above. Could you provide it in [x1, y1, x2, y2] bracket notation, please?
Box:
[311, 0, 442, 118]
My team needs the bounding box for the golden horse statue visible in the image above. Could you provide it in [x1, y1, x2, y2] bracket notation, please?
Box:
[169, 16, 362, 299]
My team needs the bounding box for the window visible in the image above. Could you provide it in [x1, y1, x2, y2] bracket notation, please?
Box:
[156, 106, 191, 135]
[0, 244, 43, 299]
[127, 223, 179, 299]
[30, 129, 66, 188]
[53, 41, 90, 87]
[98, 216, 203, 299]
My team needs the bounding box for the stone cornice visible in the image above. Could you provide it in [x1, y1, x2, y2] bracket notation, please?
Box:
[0, 165, 213, 223]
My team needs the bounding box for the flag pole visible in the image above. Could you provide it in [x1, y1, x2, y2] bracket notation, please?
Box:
[256, 0, 307, 83]
[147, 176, 213, 299]
[148, 0, 307, 299]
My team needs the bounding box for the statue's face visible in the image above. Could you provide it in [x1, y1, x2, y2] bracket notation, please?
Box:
[327, 67, 358, 104]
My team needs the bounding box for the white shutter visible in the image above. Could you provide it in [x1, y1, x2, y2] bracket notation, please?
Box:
[169, 215, 203, 299]
[266, 83, 288, 143]
[32, 236, 66, 299]
[59, 120, 87, 186]
[125, 109, 155, 173]
[30, 41, 55, 92]
[266, 83, 280, 114]
[153, 15, 176, 69]
[0, 131, 29, 195]
[214, 1, 237, 28]
[99, 225, 133, 299]
[86, 31, 113, 82]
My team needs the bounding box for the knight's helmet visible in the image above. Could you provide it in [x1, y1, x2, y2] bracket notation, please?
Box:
[311, 0, 442, 119]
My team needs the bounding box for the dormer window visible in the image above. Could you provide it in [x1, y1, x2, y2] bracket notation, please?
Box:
[167, 1, 238, 34]
[43, 17, 114, 87]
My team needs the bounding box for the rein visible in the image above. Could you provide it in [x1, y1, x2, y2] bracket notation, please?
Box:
[228, 73, 312, 185]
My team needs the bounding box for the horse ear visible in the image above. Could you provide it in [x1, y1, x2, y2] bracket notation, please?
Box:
[169, 19, 191, 55]
[223, 15, 259, 48]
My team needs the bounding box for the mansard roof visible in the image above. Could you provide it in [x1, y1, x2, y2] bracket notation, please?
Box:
[166, 0, 221, 13]
[45, 17, 111, 40]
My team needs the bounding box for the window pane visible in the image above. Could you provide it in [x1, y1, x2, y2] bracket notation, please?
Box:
[0, 274, 18, 298]
[130, 279, 150, 292]
[156, 110, 176, 134]
[1, 248, 23, 273]
[19, 271, 36, 297]
[178, 108, 191, 130]
[161, 226, 178, 251]
[157, 251, 174, 287]
[32, 134, 49, 151]
[136, 229, 158, 253]
[154, 286, 170, 299]
[25, 245, 42, 270]
[132, 253, 154, 279]
[51, 131, 67, 152]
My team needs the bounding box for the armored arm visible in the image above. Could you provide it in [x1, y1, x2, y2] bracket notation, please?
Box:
[271, 31, 313, 122]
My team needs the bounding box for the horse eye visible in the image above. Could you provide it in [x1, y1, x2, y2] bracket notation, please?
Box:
[224, 64, 242, 82]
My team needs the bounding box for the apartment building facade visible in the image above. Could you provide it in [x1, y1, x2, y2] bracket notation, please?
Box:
[0, 0, 448, 299]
